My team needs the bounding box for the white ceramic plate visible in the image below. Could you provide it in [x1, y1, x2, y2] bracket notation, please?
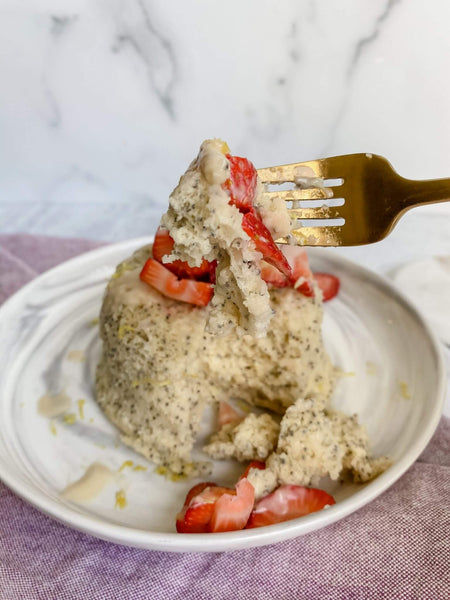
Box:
[0, 238, 445, 552]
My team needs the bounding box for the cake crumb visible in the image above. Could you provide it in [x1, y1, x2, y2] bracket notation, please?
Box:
[67, 350, 85, 363]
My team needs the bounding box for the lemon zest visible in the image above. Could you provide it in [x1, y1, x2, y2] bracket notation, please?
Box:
[118, 460, 134, 472]
[235, 400, 252, 414]
[366, 361, 377, 375]
[399, 381, 411, 399]
[111, 262, 131, 280]
[118, 324, 136, 340]
[115, 489, 127, 510]
[335, 367, 356, 378]
[77, 399, 86, 420]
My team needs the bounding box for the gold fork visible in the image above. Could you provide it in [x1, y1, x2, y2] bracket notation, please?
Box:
[257, 153, 450, 246]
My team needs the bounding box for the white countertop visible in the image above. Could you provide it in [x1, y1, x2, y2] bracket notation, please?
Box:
[0, 0, 449, 241]
[0, 1, 449, 412]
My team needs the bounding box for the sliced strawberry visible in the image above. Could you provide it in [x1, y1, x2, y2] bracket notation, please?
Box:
[152, 227, 175, 263]
[246, 485, 335, 529]
[152, 227, 212, 279]
[261, 246, 312, 289]
[176, 484, 231, 533]
[281, 245, 313, 283]
[140, 258, 213, 307]
[218, 401, 242, 428]
[222, 155, 257, 213]
[261, 245, 340, 301]
[241, 212, 292, 279]
[260, 261, 290, 288]
[314, 273, 340, 301]
[208, 478, 255, 533]
[177, 501, 215, 534]
[239, 460, 266, 481]
[299, 273, 340, 302]
[182, 482, 217, 510]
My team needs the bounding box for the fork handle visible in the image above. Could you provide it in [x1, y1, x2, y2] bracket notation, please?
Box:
[400, 177, 450, 210]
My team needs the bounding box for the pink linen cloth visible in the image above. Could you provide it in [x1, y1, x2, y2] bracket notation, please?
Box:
[0, 233, 449, 600]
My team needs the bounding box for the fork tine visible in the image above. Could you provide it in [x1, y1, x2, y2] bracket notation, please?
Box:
[277, 226, 344, 247]
[258, 160, 325, 183]
[264, 188, 333, 201]
[288, 206, 344, 220]
[259, 155, 365, 183]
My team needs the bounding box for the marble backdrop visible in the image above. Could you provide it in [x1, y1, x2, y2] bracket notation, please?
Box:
[0, 0, 449, 245]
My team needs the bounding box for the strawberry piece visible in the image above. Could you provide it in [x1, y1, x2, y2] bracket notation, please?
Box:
[176, 484, 234, 533]
[260, 261, 290, 288]
[313, 273, 340, 301]
[176, 478, 256, 534]
[239, 460, 266, 481]
[208, 478, 255, 533]
[281, 245, 313, 283]
[140, 258, 213, 307]
[151, 227, 174, 263]
[177, 501, 215, 534]
[182, 482, 217, 510]
[246, 485, 335, 528]
[261, 245, 340, 302]
[261, 245, 312, 289]
[223, 155, 257, 213]
[218, 401, 242, 428]
[299, 273, 340, 302]
[152, 227, 212, 280]
[241, 212, 292, 279]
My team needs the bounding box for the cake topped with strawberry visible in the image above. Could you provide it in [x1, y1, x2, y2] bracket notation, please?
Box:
[95, 140, 388, 533]
[154, 138, 292, 337]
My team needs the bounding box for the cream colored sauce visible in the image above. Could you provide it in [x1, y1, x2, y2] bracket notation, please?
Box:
[198, 139, 230, 185]
[67, 350, 86, 363]
[60, 463, 113, 503]
[38, 392, 71, 418]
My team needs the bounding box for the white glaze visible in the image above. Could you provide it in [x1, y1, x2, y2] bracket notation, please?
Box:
[38, 392, 71, 418]
[61, 463, 113, 503]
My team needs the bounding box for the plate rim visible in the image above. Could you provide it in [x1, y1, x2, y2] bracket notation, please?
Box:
[0, 237, 446, 552]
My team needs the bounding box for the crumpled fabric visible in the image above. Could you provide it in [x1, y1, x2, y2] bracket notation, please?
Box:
[0, 234, 449, 600]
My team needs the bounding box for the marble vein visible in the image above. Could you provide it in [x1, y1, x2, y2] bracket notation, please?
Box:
[347, 0, 402, 79]
[50, 15, 78, 37]
[325, 0, 402, 153]
[43, 80, 61, 129]
[112, 0, 176, 119]
[245, 19, 299, 143]
[48, 166, 106, 192]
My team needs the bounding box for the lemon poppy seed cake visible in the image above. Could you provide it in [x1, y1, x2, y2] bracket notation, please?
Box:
[96, 244, 335, 476]
[95, 139, 388, 492]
